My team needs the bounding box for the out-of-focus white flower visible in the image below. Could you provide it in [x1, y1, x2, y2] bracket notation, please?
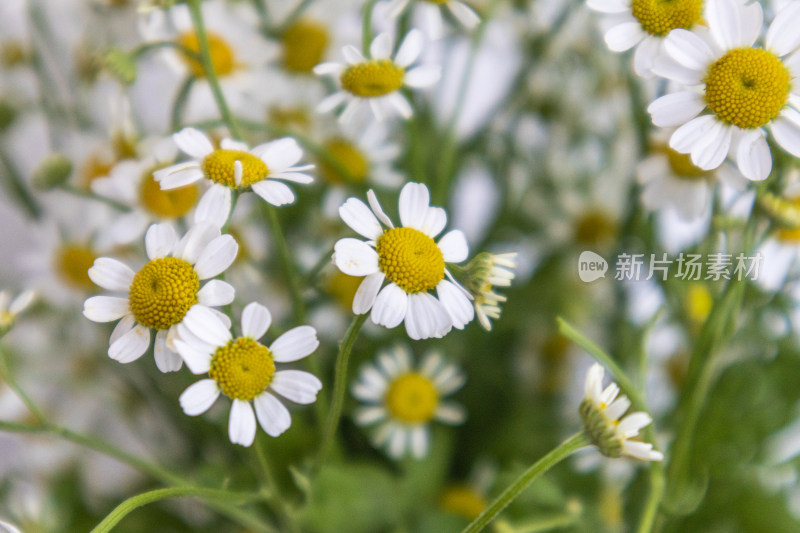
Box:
[385, 0, 480, 40]
[0, 290, 35, 331]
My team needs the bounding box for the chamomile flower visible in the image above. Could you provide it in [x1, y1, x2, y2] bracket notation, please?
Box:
[83, 222, 238, 373]
[455, 252, 517, 331]
[647, 0, 800, 181]
[580, 363, 664, 461]
[174, 302, 321, 446]
[352, 345, 466, 459]
[154, 128, 314, 217]
[314, 30, 441, 123]
[334, 182, 474, 340]
[385, 0, 481, 40]
[0, 290, 35, 332]
[586, 0, 704, 77]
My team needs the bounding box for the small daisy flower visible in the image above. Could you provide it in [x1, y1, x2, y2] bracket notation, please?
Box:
[334, 182, 474, 340]
[153, 128, 315, 219]
[0, 290, 35, 332]
[386, 0, 481, 40]
[174, 302, 321, 446]
[314, 30, 441, 123]
[352, 345, 466, 459]
[317, 122, 403, 187]
[647, 0, 800, 181]
[586, 0, 704, 77]
[83, 222, 238, 373]
[456, 252, 517, 331]
[580, 363, 664, 461]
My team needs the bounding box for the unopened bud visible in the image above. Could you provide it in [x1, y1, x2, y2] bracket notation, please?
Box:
[32, 154, 73, 190]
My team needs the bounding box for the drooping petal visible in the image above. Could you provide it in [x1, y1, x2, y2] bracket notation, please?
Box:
[110, 314, 136, 345]
[435, 402, 467, 424]
[771, 108, 800, 157]
[410, 425, 429, 458]
[179, 379, 220, 416]
[353, 272, 385, 314]
[690, 120, 732, 170]
[436, 280, 474, 329]
[241, 302, 271, 340]
[154, 329, 183, 373]
[251, 180, 296, 206]
[370, 283, 409, 328]
[173, 338, 213, 374]
[229, 399, 257, 446]
[88, 258, 135, 292]
[270, 326, 319, 362]
[254, 392, 291, 437]
[194, 184, 231, 228]
[270, 370, 322, 404]
[736, 129, 772, 181]
[108, 324, 150, 363]
[669, 115, 718, 154]
[404, 292, 452, 340]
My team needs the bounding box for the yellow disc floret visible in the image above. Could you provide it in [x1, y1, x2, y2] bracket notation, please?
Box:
[202, 149, 269, 188]
[319, 138, 369, 183]
[704, 48, 791, 129]
[341, 60, 405, 98]
[376, 227, 445, 293]
[209, 337, 275, 401]
[631, 0, 703, 36]
[385, 372, 438, 423]
[55, 244, 98, 290]
[177, 31, 236, 78]
[440, 485, 488, 520]
[140, 171, 198, 218]
[282, 19, 329, 74]
[128, 257, 199, 330]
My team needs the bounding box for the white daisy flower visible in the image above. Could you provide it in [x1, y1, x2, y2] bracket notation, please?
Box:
[352, 345, 466, 459]
[313, 30, 441, 123]
[333, 181, 474, 340]
[385, 0, 481, 40]
[317, 121, 403, 187]
[586, 0, 704, 77]
[82, 222, 238, 373]
[0, 289, 35, 331]
[647, 0, 800, 181]
[580, 363, 664, 462]
[174, 302, 321, 447]
[153, 127, 315, 220]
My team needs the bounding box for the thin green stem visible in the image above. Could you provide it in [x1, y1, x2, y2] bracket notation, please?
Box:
[261, 204, 306, 324]
[316, 313, 368, 464]
[0, 346, 46, 424]
[361, 0, 379, 55]
[171, 76, 196, 132]
[636, 462, 665, 533]
[0, 149, 42, 219]
[58, 184, 131, 212]
[461, 432, 588, 533]
[131, 40, 201, 62]
[255, 437, 300, 533]
[278, 0, 315, 33]
[303, 244, 335, 285]
[221, 189, 241, 234]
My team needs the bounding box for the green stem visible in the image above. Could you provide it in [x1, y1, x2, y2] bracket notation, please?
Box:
[636, 462, 665, 533]
[255, 437, 300, 533]
[171, 76, 196, 132]
[0, 346, 46, 424]
[131, 40, 201, 62]
[461, 432, 588, 533]
[0, 149, 42, 219]
[186, 0, 244, 140]
[316, 313, 368, 464]
[303, 244, 335, 285]
[58, 184, 131, 212]
[362, 0, 379, 55]
[221, 189, 240, 234]
[261, 204, 306, 324]
[279, 0, 315, 33]
[90, 486, 261, 533]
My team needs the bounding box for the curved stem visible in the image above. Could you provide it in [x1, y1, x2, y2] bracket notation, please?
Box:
[461, 432, 588, 533]
[361, 0, 379, 56]
[171, 76, 196, 132]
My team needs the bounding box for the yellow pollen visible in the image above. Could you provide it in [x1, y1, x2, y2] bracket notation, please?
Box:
[704, 48, 791, 129]
[128, 257, 199, 330]
[177, 31, 237, 78]
[282, 19, 330, 74]
[55, 244, 98, 290]
[202, 149, 269, 189]
[341, 60, 405, 98]
[385, 372, 438, 424]
[140, 170, 198, 218]
[319, 138, 369, 183]
[209, 337, 275, 401]
[440, 485, 488, 520]
[376, 227, 445, 293]
[631, 0, 703, 36]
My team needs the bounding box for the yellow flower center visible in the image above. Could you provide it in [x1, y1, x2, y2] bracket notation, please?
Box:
[385, 372, 438, 424]
[319, 138, 369, 183]
[631, 0, 703, 36]
[282, 19, 329, 74]
[202, 149, 269, 189]
[704, 48, 791, 129]
[82, 153, 115, 188]
[177, 31, 236, 78]
[440, 485, 488, 520]
[55, 244, 98, 290]
[685, 283, 712, 324]
[128, 257, 199, 330]
[573, 210, 616, 246]
[140, 170, 198, 218]
[1, 41, 28, 67]
[376, 227, 445, 293]
[326, 271, 365, 309]
[268, 106, 312, 131]
[662, 146, 709, 180]
[209, 337, 275, 401]
[341, 60, 405, 98]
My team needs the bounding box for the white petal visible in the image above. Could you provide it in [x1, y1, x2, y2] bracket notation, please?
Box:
[110, 314, 136, 345]
[410, 425, 429, 458]
[343, 45, 366, 64]
[254, 392, 292, 437]
[420, 3, 444, 40]
[173, 338, 213, 374]
[605, 396, 631, 420]
[180, 379, 220, 416]
[268, 172, 314, 184]
[229, 399, 257, 446]
[270, 370, 322, 404]
[771, 108, 800, 157]
[399, 182, 431, 228]
[88, 258, 134, 291]
[623, 441, 664, 461]
[388, 0, 411, 18]
[633, 36, 661, 78]
[664, 29, 715, 72]
[604, 21, 645, 52]
[108, 324, 150, 363]
[433, 363, 466, 395]
[670, 115, 718, 153]
[194, 184, 231, 228]
[395, 29, 424, 67]
[145, 223, 177, 260]
[340, 197, 383, 239]
[405, 292, 452, 340]
[647, 91, 706, 128]
[437, 280, 474, 329]
[353, 272, 385, 315]
[270, 326, 319, 362]
[154, 163, 204, 190]
[354, 406, 386, 425]
[437, 230, 468, 263]
[449, 1, 480, 28]
[367, 189, 394, 228]
[220, 138, 249, 152]
[387, 93, 413, 118]
[651, 54, 704, 85]
[767, 3, 800, 57]
[83, 296, 129, 322]
[690, 121, 732, 170]
[370, 283, 408, 328]
[317, 91, 348, 113]
[197, 279, 235, 307]
[339, 97, 362, 124]
[370, 32, 393, 60]
[587, 0, 629, 14]
[251, 180, 296, 206]
[736, 129, 772, 181]
[241, 302, 271, 340]
[154, 329, 183, 372]
[707, 0, 762, 49]
[173, 128, 214, 159]
[8, 290, 35, 315]
[252, 138, 303, 171]
[334, 238, 379, 276]
[387, 426, 407, 458]
[435, 402, 466, 424]
[174, 222, 220, 264]
[194, 234, 238, 279]
[313, 62, 346, 76]
[617, 411, 652, 438]
[183, 305, 232, 346]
